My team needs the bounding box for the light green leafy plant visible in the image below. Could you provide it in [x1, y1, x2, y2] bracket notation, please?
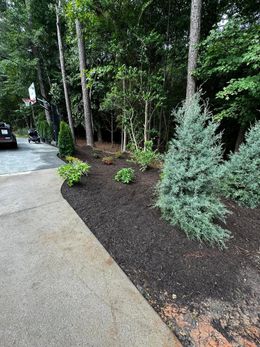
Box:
[131, 140, 159, 171]
[114, 168, 135, 184]
[58, 159, 90, 187]
[114, 151, 123, 159]
[65, 156, 81, 163]
[102, 156, 114, 165]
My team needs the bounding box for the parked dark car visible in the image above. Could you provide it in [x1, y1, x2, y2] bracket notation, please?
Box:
[0, 122, 17, 148]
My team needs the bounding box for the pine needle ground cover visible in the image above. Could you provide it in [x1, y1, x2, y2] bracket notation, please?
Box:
[62, 146, 260, 347]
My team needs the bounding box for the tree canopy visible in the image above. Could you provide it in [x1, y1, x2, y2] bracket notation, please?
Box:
[0, 0, 258, 151]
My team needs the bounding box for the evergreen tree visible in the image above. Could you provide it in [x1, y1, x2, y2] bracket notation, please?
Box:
[222, 121, 260, 208]
[58, 121, 74, 157]
[156, 93, 231, 247]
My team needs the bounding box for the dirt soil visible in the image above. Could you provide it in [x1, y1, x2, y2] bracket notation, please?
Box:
[61, 146, 260, 347]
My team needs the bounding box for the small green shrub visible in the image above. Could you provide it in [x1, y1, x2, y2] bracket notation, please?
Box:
[115, 168, 135, 184]
[58, 121, 74, 157]
[92, 151, 101, 159]
[131, 141, 159, 171]
[37, 119, 52, 143]
[102, 156, 114, 165]
[45, 123, 53, 143]
[156, 93, 230, 248]
[65, 156, 81, 163]
[114, 151, 123, 159]
[58, 159, 90, 187]
[221, 121, 260, 208]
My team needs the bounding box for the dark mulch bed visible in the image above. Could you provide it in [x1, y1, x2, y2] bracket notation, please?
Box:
[61, 146, 260, 346]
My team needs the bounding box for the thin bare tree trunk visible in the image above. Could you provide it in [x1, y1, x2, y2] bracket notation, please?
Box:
[97, 125, 102, 142]
[121, 78, 127, 152]
[56, 1, 75, 142]
[111, 114, 114, 147]
[186, 0, 202, 100]
[235, 125, 246, 152]
[75, 19, 94, 147]
[144, 100, 149, 148]
[31, 47, 51, 124]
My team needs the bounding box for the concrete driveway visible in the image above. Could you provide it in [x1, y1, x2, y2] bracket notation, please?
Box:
[0, 145, 180, 346]
[0, 138, 63, 175]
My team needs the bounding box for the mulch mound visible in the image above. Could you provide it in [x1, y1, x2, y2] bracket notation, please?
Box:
[61, 146, 260, 347]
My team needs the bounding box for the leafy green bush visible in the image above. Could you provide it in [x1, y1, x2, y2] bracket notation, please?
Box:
[114, 168, 135, 184]
[102, 156, 114, 165]
[131, 140, 159, 171]
[114, 151, 123, 159]
[58, 121, 74, 157]
[45, 123, 53, 143]
[65, 156, 81, 164]
[156, 94, 231, 248]
[58, 159, 90, 187]
[37, 119, 53, 143]
[221, 121, 260, 208]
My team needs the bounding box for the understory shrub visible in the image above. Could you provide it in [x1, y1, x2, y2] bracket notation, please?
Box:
[114, 168, 135, 184]
[114, 151, 123, 159]
[156, 93, 231, 248]
[131, 140, 159, 171]
[102, 156, 114, 165]
[58, 158, 90, 187]
[58, 121, 74, 157]
[221, 121, 260, 208]
[37, 119, 52, 143]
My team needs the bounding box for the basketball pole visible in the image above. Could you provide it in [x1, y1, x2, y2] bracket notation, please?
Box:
[30, 103, 35, 128]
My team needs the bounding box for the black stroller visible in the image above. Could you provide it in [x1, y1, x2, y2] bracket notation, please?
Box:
[28, 129, 40, 143]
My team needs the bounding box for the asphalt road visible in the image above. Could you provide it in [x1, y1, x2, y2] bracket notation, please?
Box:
[0, 138, 63, 175]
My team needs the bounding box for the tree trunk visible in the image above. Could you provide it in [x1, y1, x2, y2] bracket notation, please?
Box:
[30, 104, 35, 128]
[235, 125, 246, 152]
[121, 78, 127, 152]
[75, 19, 94, 147]
[31, 47, 51, 125]
[56, 1, 75, 142]
[111, 114, 114, 147]
[144, 100, 149, 148]
[186, 0, 202, 100]
[97, 125, 102, 142]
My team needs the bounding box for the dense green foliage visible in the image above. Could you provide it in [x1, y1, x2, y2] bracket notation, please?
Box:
[221, 121, 260, 208]
[0, 0, 58, 126]
[114, 168, 135, 184]
[156, 94, 231, 247]
[1, 0, 258, 153]
[131, 141, 159, 171]
[37, 119, 52, 142]
[58, 121, 74, 157]
[58, 158, 90, 187]
[197, 17, 260, 127]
